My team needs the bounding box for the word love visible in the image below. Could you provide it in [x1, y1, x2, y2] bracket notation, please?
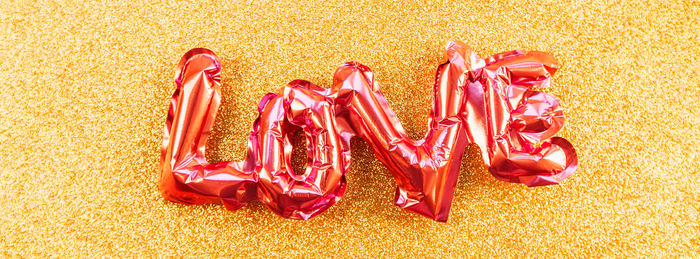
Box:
[159, 41, 578, 222]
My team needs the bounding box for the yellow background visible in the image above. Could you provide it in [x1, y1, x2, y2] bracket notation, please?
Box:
[1, 0, 698, 257]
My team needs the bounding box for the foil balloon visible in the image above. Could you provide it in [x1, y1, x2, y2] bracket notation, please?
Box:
[159, 41, 578, 222]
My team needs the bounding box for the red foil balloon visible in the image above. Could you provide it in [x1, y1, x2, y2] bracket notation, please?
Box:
[159, 41, 578, 222]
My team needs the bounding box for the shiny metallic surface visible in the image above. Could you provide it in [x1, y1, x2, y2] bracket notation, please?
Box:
[160, 41, 577, 221]
[462, 45, 578, 186]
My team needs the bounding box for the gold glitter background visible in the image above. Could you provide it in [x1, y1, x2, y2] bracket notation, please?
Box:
[1, 0, 698, 257]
